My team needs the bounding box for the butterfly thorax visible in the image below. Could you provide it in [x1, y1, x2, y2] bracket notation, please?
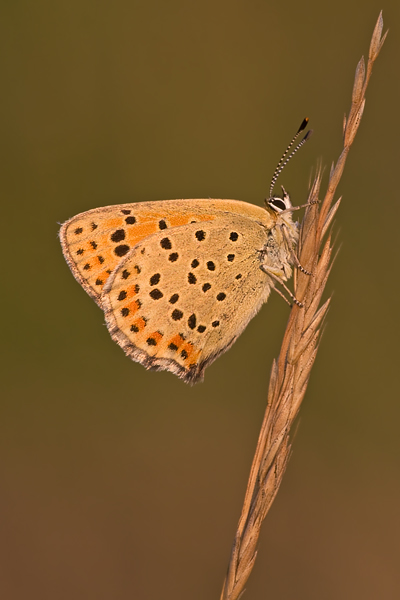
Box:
[261, 208, 298, 281]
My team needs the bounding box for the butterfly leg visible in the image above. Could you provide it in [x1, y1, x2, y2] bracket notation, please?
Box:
[261, 265, 303, 308]
[280, 225, 313, 275]
[291, 248, 313, 275]
[281, 199, 320, 214]
[272, 285, 293, 307]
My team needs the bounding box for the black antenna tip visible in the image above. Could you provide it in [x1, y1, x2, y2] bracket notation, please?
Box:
[302, 129, 313, 142]
[297, 118, 309, 134]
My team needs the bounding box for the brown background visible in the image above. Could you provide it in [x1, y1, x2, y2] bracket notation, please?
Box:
[1, 1, 399, 599]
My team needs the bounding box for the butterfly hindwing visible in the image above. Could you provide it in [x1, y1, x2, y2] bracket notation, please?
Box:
[101, 216, 272, 383]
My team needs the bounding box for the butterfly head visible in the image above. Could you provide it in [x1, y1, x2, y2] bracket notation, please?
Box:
[266, 185, 293, 214]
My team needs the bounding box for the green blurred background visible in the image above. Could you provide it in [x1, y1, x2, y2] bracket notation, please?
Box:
[1, 1, 399, 598]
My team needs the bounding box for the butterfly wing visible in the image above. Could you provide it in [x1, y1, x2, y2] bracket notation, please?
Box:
[59, 199, 273, 307]
[101, 216, 272, 383]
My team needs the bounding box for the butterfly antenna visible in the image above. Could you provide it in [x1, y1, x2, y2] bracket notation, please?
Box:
[269, 118, 313, 197]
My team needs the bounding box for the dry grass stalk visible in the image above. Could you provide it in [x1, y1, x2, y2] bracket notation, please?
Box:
[220, 12, 387, 600]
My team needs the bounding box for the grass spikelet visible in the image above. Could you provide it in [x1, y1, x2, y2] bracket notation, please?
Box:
[220, 12, 387, 600]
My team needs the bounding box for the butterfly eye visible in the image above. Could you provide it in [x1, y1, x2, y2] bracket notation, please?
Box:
[268, 197, 288, 212]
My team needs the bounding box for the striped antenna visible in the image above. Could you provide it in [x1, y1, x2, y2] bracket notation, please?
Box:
[269, 118, 312, 197]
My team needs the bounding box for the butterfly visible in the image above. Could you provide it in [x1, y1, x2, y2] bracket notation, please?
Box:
[60, 119, 312, 383]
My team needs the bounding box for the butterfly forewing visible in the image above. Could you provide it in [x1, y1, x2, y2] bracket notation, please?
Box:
[59, 199, 274, 307]
[101, 216, 272, 383]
